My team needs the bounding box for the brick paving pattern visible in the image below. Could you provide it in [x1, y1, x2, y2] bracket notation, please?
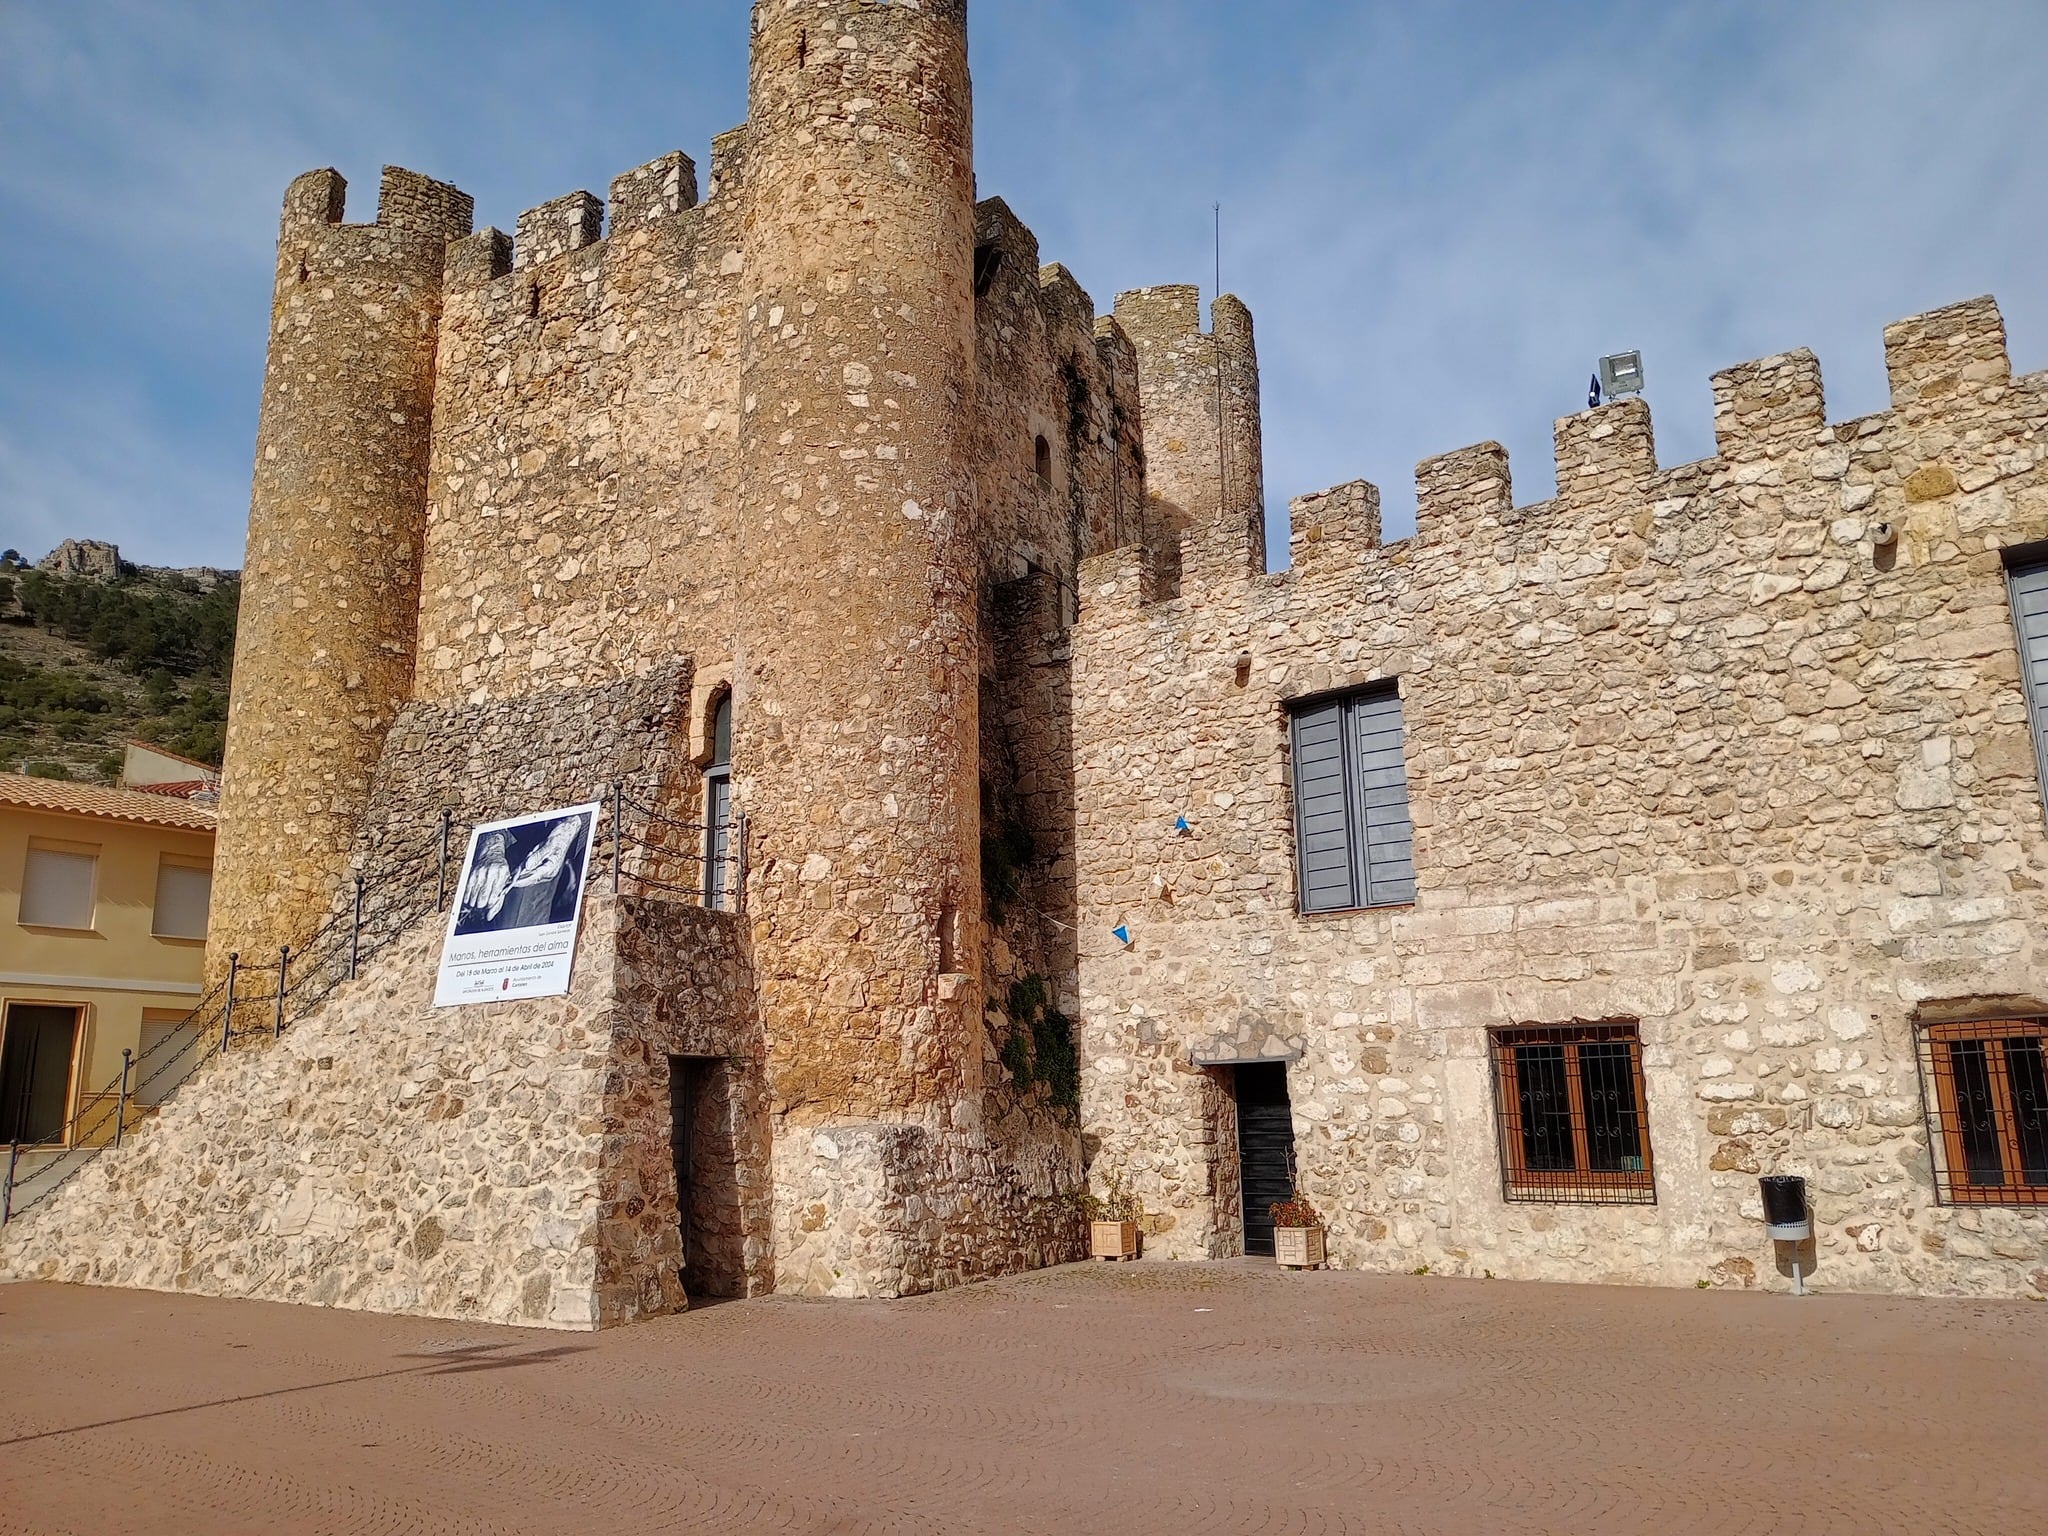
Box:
[2, 1264, 2042, 1535]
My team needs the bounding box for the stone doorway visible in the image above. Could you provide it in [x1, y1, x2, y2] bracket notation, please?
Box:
[668, 1055, 746, 1299]
[1232, 1061, 1297, 1258]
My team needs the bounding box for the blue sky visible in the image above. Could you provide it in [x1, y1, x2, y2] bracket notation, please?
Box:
[2, 0, 2044, 570]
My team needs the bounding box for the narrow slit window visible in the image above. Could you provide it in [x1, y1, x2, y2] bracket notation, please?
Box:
[703, 694, 734, 911]
[1034, 434, 1053, 490]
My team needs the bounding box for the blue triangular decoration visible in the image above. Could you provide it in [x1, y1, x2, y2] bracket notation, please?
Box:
[1174, 815, 1190, 833]
[1111, 924, 1131, 946]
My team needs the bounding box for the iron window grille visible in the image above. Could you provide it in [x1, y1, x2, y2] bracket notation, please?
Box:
[1916, 1016, 2048, 1206]
[1488, 1022, 1656, 1205]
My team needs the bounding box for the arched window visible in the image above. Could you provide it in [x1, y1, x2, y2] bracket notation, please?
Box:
[1034, 435, 1053, 490]
[704, 694, 734, 910]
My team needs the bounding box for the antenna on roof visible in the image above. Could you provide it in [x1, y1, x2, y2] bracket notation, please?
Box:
[1213, 201, 1228, 541]
[1214, 201, 1222, 301]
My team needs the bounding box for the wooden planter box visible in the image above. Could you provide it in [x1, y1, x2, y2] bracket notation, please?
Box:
[1091, 1220, 1140, 1261]
[1274, 1226, 1326, 1270]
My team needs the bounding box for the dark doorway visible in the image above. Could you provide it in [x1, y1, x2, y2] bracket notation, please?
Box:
[668, 1055, 745, 1298]
[0, 1004, 82, 1145]
[1234, 1061, 1297, 1258]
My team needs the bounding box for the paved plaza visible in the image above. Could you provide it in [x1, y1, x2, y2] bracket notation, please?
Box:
[1, 1263, 2042, 1534]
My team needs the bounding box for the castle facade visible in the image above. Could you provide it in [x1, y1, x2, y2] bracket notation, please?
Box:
[5, 0, 2044, 1321]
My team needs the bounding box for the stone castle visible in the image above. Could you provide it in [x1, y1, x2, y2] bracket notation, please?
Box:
[5, 0, 2044, 1321]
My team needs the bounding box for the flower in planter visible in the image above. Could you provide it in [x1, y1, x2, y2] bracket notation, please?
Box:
[1269, 1192, 1323, 1228]
[1074, 1171, 1144, 1225]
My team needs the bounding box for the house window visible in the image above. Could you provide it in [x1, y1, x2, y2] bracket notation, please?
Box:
[1918, 1017, 2048, 1205]
[152, 856, 213, 941]
[0, 1002, 83, 1145]
[1288, 683, 1416, 914]
[1489, 1023, 1656, 1204]
[1034, 435, 1054, 490]
[2008, 551, 2048, 814]
[704, 694, 734, 911]
[19, 842, 98, 930]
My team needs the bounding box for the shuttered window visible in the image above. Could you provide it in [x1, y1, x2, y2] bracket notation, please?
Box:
[1289, 684, 1416, 913]
[2011, 554, 2048, 816]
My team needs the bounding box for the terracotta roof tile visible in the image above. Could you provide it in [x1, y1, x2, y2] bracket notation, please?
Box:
[0, 773, 218, 833]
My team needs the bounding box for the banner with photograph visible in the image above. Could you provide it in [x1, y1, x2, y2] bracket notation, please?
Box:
[433, 803, 601, 1007]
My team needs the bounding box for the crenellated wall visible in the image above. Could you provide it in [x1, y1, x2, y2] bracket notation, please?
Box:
[1073, 296, 2048, 1297]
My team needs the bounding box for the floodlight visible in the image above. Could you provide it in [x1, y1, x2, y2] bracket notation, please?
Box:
[1598, 351, 1645, 399]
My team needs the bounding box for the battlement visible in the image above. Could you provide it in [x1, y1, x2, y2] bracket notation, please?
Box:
[611, 151, 699, 232]
[438, 150, 717, 296]
[515, 190, 604, 271]
[279, 166, 473, 250]
[1884, 295, 2011, 407]
[1082, 294, 2041, 630]
[1113, 284, 1204, 341]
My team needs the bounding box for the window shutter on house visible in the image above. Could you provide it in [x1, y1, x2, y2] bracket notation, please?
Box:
[2012, 557, 2048, 814]
[1291, 684, 1417, 913]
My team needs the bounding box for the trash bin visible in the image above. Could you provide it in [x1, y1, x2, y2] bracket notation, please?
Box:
[1759, 1175, 1811, 1243]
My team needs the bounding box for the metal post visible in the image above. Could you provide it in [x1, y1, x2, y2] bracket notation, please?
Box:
[736, 813, 750, 916]
[437, 810, 453, 909]
[274, 946, 290, 1038]
[222, 952, 240, 1053]
[349, 877, 364, 980]
[3, 1142, 18, 1225]
[611, 780, 623, 897]
[115, 1049, 133, 1148]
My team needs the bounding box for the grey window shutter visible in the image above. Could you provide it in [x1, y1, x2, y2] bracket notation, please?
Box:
[1291, 684, 1417, 913]
[1348, 687, 1417, 906]
[2011, 557, 2048, 815]
[1292, 698, 1358, 913]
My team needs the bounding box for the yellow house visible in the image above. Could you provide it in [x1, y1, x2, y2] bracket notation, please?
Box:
[0, 774, 215, 1176]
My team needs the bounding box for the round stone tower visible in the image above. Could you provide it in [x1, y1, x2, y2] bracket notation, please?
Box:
[732, 0, 983, 1277]
[209, 167, 472, 996]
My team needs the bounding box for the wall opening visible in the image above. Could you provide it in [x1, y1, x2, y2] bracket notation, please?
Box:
[668, 1054, 747, 1299]
[0, 1003, 83, 1146]
[1034, 434, 1053, 490]
[972, 243, 1004, 298]
[1231, 1061, 1296, 1257]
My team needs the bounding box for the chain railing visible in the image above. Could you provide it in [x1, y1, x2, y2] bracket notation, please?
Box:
[2, 782, 745, 1227]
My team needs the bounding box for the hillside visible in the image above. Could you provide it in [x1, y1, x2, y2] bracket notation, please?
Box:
[0, 545, 240, 784]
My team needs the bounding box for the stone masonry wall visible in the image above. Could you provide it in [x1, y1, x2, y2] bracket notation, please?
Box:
[3, 892, 766, 1329]
[416, 152, 748, 706]
[2, 900, 622, 1328]
[1073, 296, 2048, 1298]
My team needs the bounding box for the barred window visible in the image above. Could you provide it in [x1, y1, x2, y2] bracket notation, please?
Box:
[1489, 1023, 1656, 1205]
[1918, 1018, 2048, 1206]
